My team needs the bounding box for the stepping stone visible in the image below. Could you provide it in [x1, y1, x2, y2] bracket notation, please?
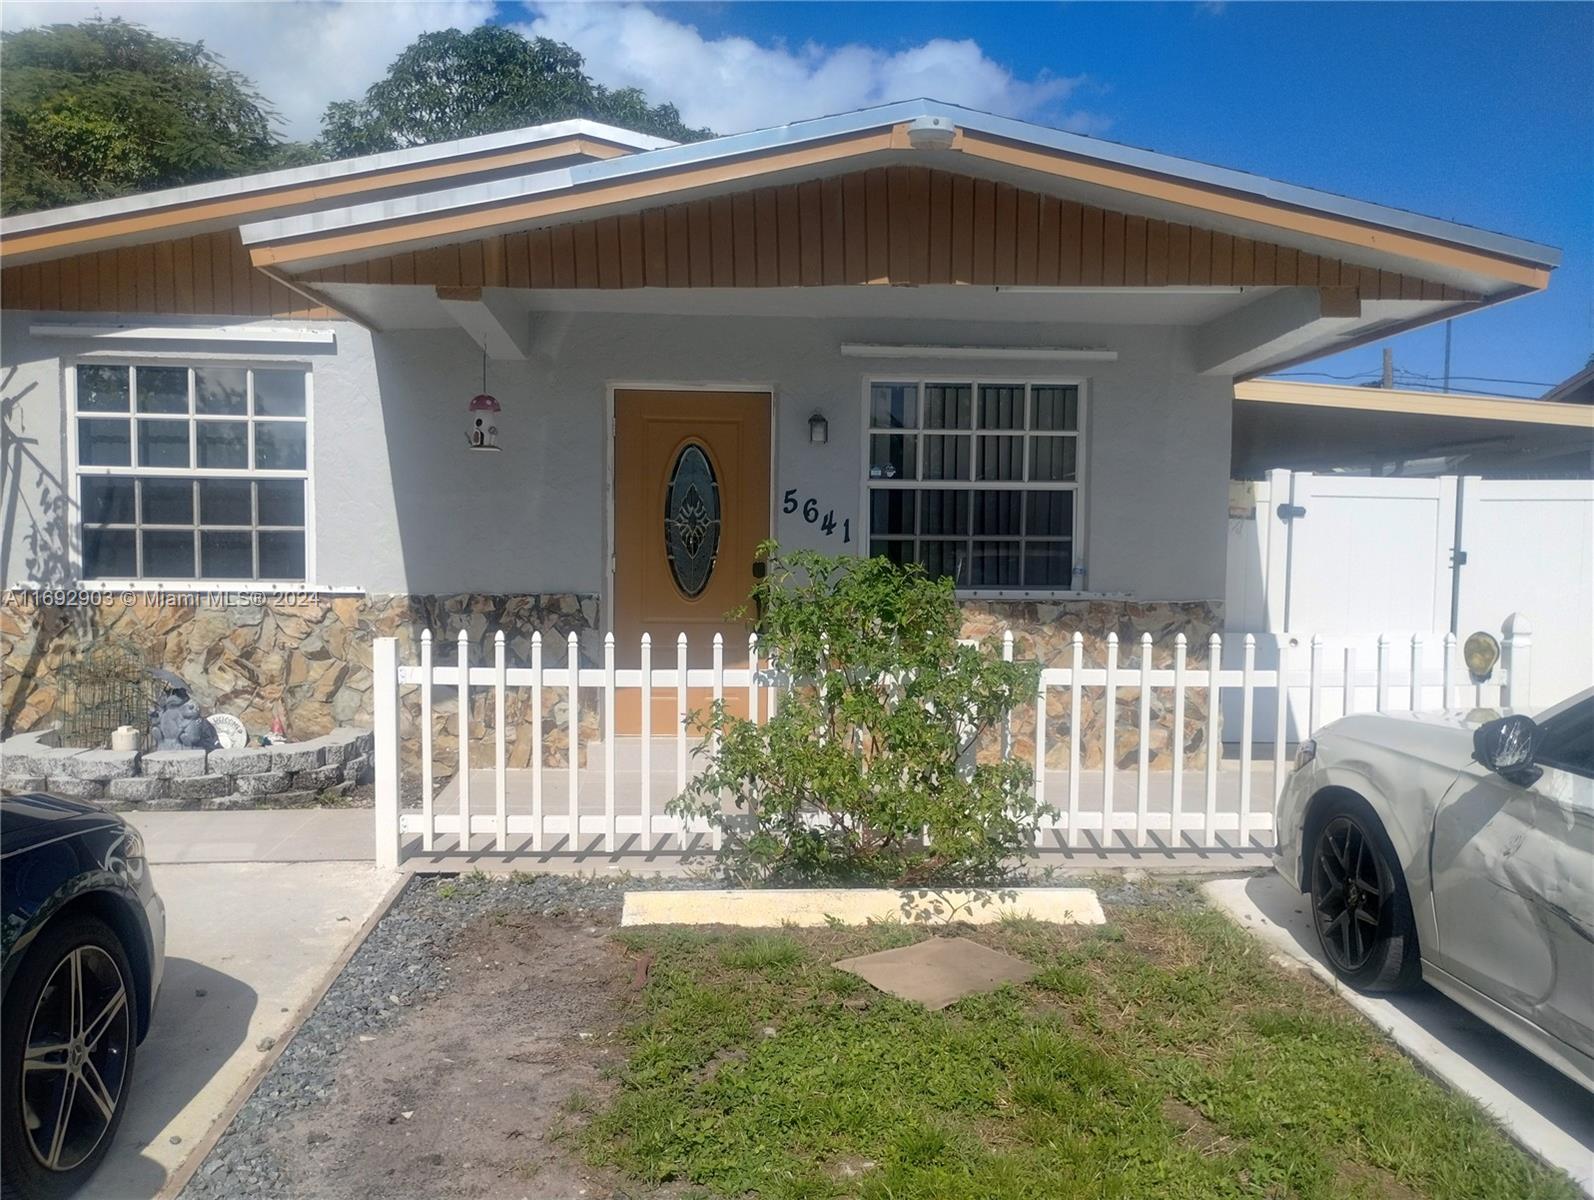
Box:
[833, 936, 1038, 1010]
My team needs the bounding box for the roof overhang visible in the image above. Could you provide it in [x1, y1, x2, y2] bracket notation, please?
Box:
[0, 120, 673, 266]
[237, 100, 1558, 295]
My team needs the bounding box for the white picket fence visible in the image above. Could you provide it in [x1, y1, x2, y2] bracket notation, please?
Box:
[370, 618, 1531, 869]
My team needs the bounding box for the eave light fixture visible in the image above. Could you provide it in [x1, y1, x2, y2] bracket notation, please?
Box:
[808, 411, 829, 444]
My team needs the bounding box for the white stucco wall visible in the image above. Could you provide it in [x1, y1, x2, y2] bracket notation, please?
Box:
[2, 312, 1231, 603]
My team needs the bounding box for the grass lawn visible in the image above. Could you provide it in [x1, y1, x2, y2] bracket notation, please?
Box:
[582, 883, 1575, 1200]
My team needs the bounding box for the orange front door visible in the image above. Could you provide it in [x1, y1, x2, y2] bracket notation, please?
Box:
[613, 390, 771, 734]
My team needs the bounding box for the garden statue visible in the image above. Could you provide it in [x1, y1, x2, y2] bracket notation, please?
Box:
[148, 671, 220, 752]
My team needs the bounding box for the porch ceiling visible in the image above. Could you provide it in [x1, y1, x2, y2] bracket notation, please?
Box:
[318, 279, 1452, 380]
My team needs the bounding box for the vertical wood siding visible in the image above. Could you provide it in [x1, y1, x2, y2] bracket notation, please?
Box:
[4, 167, 1473, 311]
[2, 229, 330, 317]
[330, 166, 1472, 300]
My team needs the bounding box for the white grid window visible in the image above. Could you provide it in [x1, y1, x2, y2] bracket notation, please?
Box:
[867, 380, 1081, 590]
[73, 363, 310, 582]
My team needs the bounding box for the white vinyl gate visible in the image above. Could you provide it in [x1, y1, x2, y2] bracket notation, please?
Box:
[370, 623, 1530, 869]
[1228, 469, 1591, 709]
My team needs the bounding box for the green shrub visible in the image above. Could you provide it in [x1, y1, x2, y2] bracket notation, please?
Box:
[669, 545, 1048, 885]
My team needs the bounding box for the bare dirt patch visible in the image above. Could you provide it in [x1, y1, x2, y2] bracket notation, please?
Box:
[264, 912, 661, 1200]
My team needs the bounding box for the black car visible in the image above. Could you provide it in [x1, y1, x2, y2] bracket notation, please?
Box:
[1, 794, 165, 1200]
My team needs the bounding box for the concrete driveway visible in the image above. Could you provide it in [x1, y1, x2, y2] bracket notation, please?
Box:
[79, 855, 394, 1200]
[1205, 873, 1594, 1196]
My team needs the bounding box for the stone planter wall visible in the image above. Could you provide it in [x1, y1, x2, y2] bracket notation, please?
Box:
[960, 599, 1222, 770]
[3, 591, 1219, 782]
[1, 592, 600, 775]
[0, 725, 374, 811]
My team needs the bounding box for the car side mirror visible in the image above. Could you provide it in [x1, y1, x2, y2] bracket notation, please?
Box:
[1473, 714, 1541, 785]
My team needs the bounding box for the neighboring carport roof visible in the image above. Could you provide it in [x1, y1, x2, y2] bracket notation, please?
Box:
[1234, 379, 1594, 426]
[1232, 379, 1594, 478]
[1541, 361, 1594, 405]
[237, 99, 1559, 292]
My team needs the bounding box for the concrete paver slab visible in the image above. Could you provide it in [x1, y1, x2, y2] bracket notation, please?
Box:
[834, 936, 1038, 1010]
[621, 887, 1105, 927]
[1204, 874, 1594, 1196]
[79, 862, 394, 1200]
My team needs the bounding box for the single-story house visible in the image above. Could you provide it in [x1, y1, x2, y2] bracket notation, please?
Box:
[0, 100, 1562, 743]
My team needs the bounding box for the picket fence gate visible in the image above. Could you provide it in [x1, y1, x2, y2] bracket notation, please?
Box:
[370, 617, 1531, 869]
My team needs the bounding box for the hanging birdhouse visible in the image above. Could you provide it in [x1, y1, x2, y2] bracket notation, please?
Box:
[466, 392, 501, 451]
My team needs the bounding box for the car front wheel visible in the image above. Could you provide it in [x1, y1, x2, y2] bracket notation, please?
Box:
[1, 914, 138, 1200]
[1308, 801, 1421, 992]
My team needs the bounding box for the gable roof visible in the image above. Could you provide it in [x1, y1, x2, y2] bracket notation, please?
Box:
[235, 100, 1558, 293]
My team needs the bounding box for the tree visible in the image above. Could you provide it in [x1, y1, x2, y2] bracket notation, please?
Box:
[319, 26, 711, 157]
[0, 18, 297, 216]
[670, 545, 1047, 885]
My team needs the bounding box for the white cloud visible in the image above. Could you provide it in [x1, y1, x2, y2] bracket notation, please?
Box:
[517, 3, 1102, 135]
[0, 1, 1106, 144]
[0, 0, 498, 140]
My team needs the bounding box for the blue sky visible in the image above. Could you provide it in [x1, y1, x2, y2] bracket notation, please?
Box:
[8, 2, 1588, 394]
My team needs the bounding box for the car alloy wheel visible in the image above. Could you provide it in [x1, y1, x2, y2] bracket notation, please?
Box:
[21, 945, 132, 1173]
[1311, 814, 1389, 973]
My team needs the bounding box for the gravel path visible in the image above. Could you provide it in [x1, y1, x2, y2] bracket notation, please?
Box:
[178, 872, 711, 1200]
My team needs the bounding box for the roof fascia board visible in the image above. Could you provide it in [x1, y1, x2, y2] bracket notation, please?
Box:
[1235, 379, 1594, 428]
[237, 100, 1558, 281]
[243, 128, 903, 269]
[0, 121, 672, 259]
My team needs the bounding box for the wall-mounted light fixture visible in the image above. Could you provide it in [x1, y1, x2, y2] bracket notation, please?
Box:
[808, 411, 829, 444]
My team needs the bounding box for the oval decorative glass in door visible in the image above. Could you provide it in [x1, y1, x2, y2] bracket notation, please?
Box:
[664, 443, 721, 598]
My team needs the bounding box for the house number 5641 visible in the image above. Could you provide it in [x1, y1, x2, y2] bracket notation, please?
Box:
[782, 489, 852, 542]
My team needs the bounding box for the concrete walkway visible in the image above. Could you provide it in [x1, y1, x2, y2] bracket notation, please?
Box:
[80, 861, 394, 1200]
[127, 807, 373, 864]
[1205, 874, 1594, 1196]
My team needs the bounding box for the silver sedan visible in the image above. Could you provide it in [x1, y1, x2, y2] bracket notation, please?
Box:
[1275, 688, 1593, 1091]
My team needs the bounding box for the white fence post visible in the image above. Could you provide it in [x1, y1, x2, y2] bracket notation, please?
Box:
[1002, 629, 1015, 759]
[1204, 633, 1221, 843]
[1171, 634, 1186, 844]
[494, 630, 507, 852]
[1442, 632, 1457, 710]
[1239, 634, 1255, 847]
[640, 632, 652, 846]
[1135, 633, 1152, 847]
[531, 631, 543, 852]
[420, 629, 433, 853]
[1273, 638, 1289, 805]
[567, 630, 580, 850]
[604, 632, 616, 852]
[1066, 631, 1082, 848]
[457, 629, 470, 853]
[1103, 632, 1118, 847]
[711, 633, 724, 851]
[372, 636, 401, 871]
[1502, 613, 1533, 709]
[676, 632, 688, 807]
[1308, 635, 1323, 735]
[1375, 634, 1389, 714]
